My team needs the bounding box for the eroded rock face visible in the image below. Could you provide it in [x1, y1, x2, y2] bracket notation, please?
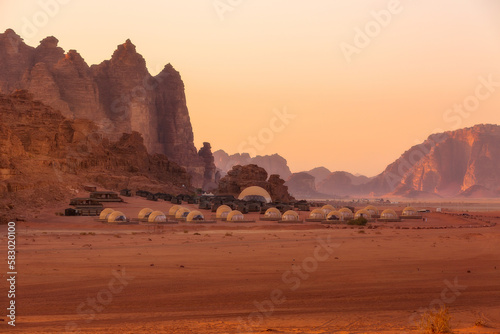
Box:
[198, 142, 217, 191]
[285, 172, 323, 199]
[0, 29, 215, 188]
[0, 90, 191, 221]
[385, 125, 500, 197]
[217, 164, 293, 202]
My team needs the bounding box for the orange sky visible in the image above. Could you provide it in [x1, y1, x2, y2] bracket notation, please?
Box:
[2, 0, 500, 176]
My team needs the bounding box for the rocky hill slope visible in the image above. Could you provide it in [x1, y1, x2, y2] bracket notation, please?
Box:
[0, 90, 191, 222]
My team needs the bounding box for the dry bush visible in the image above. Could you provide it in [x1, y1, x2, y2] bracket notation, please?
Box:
[419, 306, 452, 333]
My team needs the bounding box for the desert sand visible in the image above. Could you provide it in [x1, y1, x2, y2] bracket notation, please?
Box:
[1, 196, 500, 333]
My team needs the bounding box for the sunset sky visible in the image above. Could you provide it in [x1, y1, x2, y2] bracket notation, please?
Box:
[2, 0, 500, 176]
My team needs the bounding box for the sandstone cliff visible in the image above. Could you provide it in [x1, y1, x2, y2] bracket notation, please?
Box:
[0, 29, 214, 189]
[0, 90, 191, 222]
[375, 124, 500, 197]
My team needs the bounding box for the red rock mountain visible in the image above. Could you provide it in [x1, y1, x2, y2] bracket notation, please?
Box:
[0, 90, 191, 222]
[376, 124, 500, 198]
[317, 124, 500, 198]
[0, 29, 214, 188]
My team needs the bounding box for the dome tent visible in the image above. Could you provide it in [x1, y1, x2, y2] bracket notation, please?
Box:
[238, 186, 272, 203]
[355, 209, 371, 219]
[264, 207, 282, 220]
[380, 209, 398, 220]
[365, 205, 379, 216]
[99, 208, 114, 221]
[326, 211, 342, 221]
[338, 207, 354, 220]
[168, 205, 182, 216]
[281, 210, 300, 221]
[226, 210, 245, 221]
[186, 210, 205, 222]
[308, 208, 326, 220]
[216, 205, 232, 219]
[175, 207, 191, 219]
[148, 211, 167, 223]
[321, 204, 335, 215]
[108, 211, 127, 223]
[138, 208, 153, 219]
[402, 206, 418, 216]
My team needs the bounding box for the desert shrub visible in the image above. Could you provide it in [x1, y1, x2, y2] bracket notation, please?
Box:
[347, 217, 368, 226]
[419, 306, 452, 333]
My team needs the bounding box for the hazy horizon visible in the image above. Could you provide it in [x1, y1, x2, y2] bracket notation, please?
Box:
[2, 0, 500, 177]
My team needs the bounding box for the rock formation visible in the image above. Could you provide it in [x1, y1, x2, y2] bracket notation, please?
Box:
[213, 149, 292, 180]
[0, 29, 215, 189]
[285, 172, 326, 198]
[217, 164, 294, 202]
[0, 90, 191, 222]
[317, 171, 371, 197]
[372, 124, 500, 197]
[198, 142, 217, 191]
[306, 167, 332, 187]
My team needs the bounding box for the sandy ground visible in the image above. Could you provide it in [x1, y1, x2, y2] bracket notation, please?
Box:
[1, 196, 500, 333]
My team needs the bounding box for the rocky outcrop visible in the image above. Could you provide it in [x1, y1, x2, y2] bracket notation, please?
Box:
[306, 167, 331, 186]
[217, 164, 293, 202]
[285, 172, 326, 199]
[0, 90, 191, 222]
[0, 29, 215, 188]
[213, 149, 292, 180]
[317, 171, 370, 197]
[198, 142, 217, 191]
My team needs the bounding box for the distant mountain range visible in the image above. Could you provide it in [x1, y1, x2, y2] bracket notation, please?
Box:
[216, 124, 500, 198]
[213, 150, 292, 180]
